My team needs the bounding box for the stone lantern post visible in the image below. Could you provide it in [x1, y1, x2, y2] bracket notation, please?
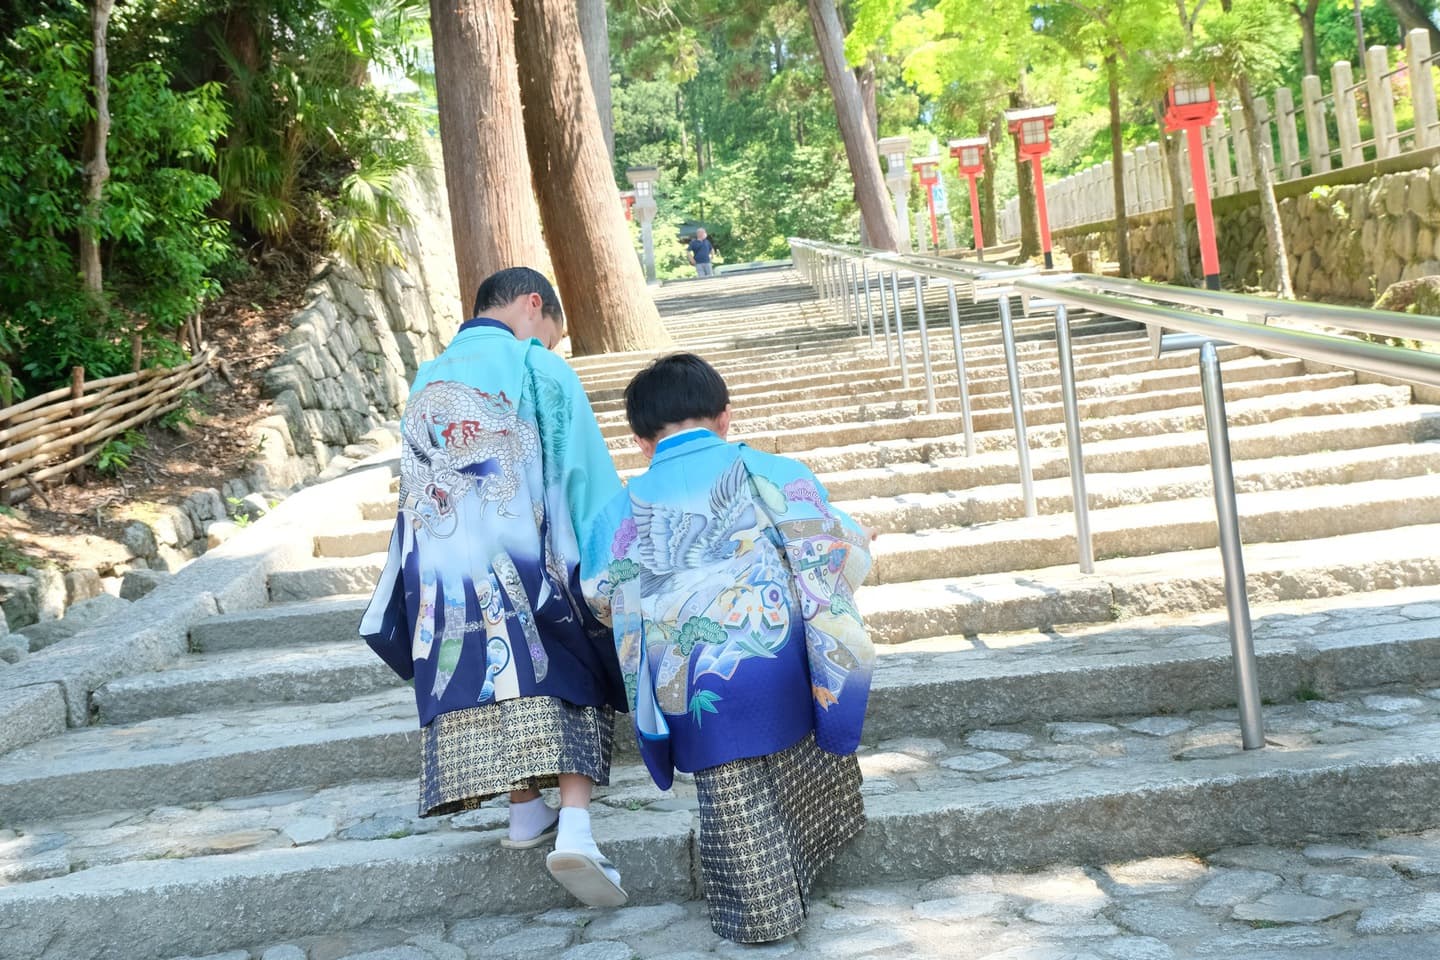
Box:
[626, 166, 660, 281]
[878, 135, 912, 251]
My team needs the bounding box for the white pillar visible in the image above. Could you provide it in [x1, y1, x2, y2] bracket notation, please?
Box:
[1332, 60, 1365, 167]
[1302, 74, 1333, 173]
[1409, 28, 1439, 150]
[1275, 86, 1303, 180]
[1366, 45, 1400, 158]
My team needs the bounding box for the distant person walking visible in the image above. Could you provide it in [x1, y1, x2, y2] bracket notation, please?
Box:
[688, 228, 716, 278]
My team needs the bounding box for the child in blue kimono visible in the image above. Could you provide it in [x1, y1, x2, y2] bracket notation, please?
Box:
[581, 353, 874, 943]
[362, 267, 629, 909]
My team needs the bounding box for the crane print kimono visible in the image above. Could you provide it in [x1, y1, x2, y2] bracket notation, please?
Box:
[361, 319, 626, 765]
[580, 428, 874, 790]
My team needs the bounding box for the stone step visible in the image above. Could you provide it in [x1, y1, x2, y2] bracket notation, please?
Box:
[818, 404, 1440, 500]
[4, 683, 1439, 959]
[866, 473, 1440, 584]
[9, 586, 1440, 824]
[92, 641, 399, 725]
[31, 833, 1440, 960]
[74, 576, 1440, 735]
[640, 369, 1359, 448]
[590, 350, 1298, 432]
[584, 326, 1147, 412]
[188, 596, 369, 653]
[610, 382, 1415, 472]
[269, 555, 387, 603]
[315, 518, 393, 559]
[844, 441, 1440, 533]
[859, 521, 1440, 644]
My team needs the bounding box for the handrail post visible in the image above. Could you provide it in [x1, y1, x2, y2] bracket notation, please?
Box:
[912, 273, 937, 414]
[861, 260, 877, 347]
[891, 271, 910, 388]
[946, 280, 976, 457]
[998, 294, 1037, 517]
[849, 260, 864, 335]
[1200, 342, 1266, 751]
[877, 262, 895, 363]
[1054, 305, 1094, 573]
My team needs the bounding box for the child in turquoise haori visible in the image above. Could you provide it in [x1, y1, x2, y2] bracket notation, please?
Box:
[580, 353, 875, 943]
[361, 268, 629, 909]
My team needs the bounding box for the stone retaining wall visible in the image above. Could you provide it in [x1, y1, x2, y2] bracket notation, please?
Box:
[252, 155, 459, 490]
[1056, 162, 1440, 302]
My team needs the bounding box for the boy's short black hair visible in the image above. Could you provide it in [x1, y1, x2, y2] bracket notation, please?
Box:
[624, 353, 730, 440]
[473, 267, 564, 328]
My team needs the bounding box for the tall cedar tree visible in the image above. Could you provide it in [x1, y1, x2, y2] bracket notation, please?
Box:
[807, 0, 902, 251]
[429, 0, 546, 316]
[512, 0, 672, 354]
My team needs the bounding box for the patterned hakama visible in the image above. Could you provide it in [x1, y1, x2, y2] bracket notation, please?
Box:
[693, 733, 866, 943]
[419, 696, 614, 817]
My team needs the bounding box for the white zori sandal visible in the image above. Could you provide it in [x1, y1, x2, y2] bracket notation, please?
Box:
[545, 849, 629, 907]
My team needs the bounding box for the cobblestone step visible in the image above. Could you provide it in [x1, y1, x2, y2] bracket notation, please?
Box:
[10, 589, 1440, 822]
[78, 581, 1440, 735]
[4, 683, 1440, 960]
[136, 834, 1440, 960]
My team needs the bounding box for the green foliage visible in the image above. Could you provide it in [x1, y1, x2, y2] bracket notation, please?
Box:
[96, 430, 146, 476]
[1192, 0, 1300, 93]
[0, 10, 231, 396]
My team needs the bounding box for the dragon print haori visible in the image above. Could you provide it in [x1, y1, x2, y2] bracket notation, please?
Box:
[580, 429, 874, 791]
[361, 318, 626, 732]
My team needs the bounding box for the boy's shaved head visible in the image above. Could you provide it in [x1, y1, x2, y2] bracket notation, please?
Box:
[624, 353, 729, 441]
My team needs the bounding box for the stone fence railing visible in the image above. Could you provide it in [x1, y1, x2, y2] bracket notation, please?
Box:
[999, 28, 1440, 243]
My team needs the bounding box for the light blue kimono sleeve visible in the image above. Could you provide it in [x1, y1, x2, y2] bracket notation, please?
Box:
[740, 446, 874, 756]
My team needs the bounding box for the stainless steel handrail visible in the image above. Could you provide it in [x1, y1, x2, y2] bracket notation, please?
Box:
[789, 235, 1440, 752]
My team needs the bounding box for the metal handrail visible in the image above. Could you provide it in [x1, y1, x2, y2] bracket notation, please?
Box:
[789, 235, 1440, 752]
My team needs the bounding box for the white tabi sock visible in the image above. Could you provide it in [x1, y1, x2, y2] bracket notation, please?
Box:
[556, 806, 621, 886]
[509, 796, 558, 843]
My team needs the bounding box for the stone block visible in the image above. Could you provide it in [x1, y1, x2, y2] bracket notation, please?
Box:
[0, 682, 68, 754]
[63, 569, 103, 606]
[289, 342, 328, 382]
[64, 593, 129, 628]
[0, 633, 27, 663]
[1410, 169, 1433, 219]
[262, 364, 316, 407]
[314, 377, 349, 411]
[271, 389, 313, 448]
[206, 521, 241, 549]
[32, 566, 65, 621]
[120, 569, 172, 601]
[0, 573, 39, 631]
[150, 506, 195, 548]
[16, 620, 82, 651]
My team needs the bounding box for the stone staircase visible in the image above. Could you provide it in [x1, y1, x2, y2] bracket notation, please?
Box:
[2, 268, 1439, 960]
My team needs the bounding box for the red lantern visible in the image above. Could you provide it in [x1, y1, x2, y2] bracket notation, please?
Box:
[949, 137, 988, 260]
[1005, 106, 1058, 267]
[912, 156, 942, 250]
[1164, 81, 1222, 290]
[620, 190, 636, 222]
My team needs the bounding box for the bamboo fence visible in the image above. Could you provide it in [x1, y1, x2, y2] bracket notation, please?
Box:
[0, 347, 215, 495]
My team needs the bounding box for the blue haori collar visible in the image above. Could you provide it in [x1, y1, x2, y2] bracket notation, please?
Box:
[457, 316, 512, 336]
[652, 428, 726, 464]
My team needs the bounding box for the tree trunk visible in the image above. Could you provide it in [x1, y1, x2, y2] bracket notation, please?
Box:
[429, 0, 546, 315]
[79, 0, 114, 299]
[1237, 74, 1294, 297]
[856, 61, 878, 246]
[1158, 126, 1195, 285]
[512, 0, 671, 354]
[807, 0, 901, 251]
[1384, 0, 1440, 52]
[1106, 55, 1131, 277]
[1294, 0, 1320, 77]
[577, 0, 614, 159]
[1009, 92, 1041, 262]
[982, 115, 1003, 248]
